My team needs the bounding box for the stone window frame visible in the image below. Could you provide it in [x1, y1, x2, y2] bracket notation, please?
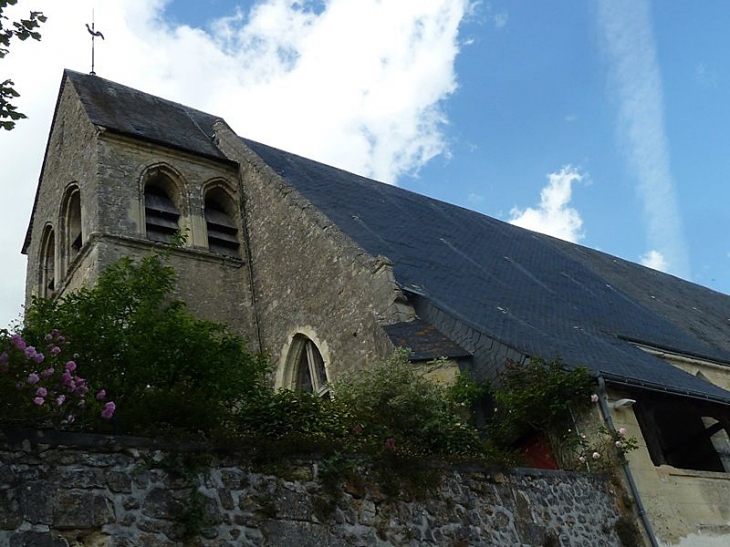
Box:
[59, 184, 82, 276]
[39, 224, 56, 297]
[140, 164, 189, 245]
[201, 179, 241, 258]
[278, 330, 331, 398]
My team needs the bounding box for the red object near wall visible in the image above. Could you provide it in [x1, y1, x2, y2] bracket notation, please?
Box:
[519, 432, 558, 470]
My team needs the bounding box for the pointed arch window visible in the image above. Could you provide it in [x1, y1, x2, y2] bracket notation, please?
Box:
[289, 335, 330, 398]
[204, 188, 239, 257]
[145, 181, 180, 243]
[40, 227, 56, 296]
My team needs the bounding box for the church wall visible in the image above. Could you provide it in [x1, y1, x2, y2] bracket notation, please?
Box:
[88, 136, 256, 341]
[24, 82, 100, 306]
[608, 389, 730, 547]
[78, 234, 256, 342]
[214, 123, 414, 381]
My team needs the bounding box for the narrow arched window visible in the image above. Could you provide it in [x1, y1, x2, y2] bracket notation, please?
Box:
[40, 227, 56, 296]
[60, 186, 82, 274]
[291, 335, 330, 398]
[145, 181, 180, 243]
[205, 188, 239, 257]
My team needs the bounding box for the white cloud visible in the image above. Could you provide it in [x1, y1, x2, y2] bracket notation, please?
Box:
[597, 0, 690, 279]
[640, 250, 669, 272]
[508, 166, 585, 243]
[493, 11, 508, 29]
[0, 0, 472, 328]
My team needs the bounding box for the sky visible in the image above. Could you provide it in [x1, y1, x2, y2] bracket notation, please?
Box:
[1, 0, 729, 329]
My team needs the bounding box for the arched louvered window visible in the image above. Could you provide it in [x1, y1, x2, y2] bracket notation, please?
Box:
[145, 183, 180, 243]
[290, 335, 330, 399]
[40, 227, 56, 296]
[205, 188, 239, 257]
[60, 185, 82, 274]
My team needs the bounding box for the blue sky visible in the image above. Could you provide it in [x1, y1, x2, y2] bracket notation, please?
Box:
[0, 0, 728, 328]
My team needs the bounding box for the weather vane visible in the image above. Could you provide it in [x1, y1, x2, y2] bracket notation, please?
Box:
[85, 10, 105, 76]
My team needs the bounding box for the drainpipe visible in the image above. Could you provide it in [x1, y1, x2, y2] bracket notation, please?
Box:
[597, 376, 660, 547]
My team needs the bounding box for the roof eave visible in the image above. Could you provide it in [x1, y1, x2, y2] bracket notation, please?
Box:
[601, 372, 730, 407]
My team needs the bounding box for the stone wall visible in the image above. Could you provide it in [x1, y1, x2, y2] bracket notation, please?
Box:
[214, 123, 415, 382]
[0, 431, 628, 546]
[24, 81, 100, 305]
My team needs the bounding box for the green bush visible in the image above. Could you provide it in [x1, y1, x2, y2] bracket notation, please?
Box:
[236, 387, 355, 444]
[333, 349, 488, 457]
[489, 357, 595, 445]
[22, 252, 269, 435]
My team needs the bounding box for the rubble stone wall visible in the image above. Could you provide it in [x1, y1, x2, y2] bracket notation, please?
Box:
[0, 431, 626, 546]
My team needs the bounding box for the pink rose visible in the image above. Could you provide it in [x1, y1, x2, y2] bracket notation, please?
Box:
[101, 401, 116, 419]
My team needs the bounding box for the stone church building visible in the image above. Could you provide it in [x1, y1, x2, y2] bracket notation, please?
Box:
[22, 70, 730, 545]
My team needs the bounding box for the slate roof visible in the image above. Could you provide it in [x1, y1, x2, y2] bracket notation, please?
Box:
[66, 69, 227, 160]
[241, 137, 730, 405]
[383, 319, 471, 361]
[31, 71, 730, 405]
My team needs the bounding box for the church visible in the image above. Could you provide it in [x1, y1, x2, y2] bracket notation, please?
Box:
[22, 69, 730, 545]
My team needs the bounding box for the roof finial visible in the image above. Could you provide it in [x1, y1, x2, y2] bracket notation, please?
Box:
[86, 10, 105, 76]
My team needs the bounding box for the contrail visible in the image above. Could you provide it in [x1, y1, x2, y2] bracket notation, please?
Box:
[598, 0, 690, 278]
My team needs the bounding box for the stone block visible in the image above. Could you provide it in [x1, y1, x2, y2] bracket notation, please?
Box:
[142, 487, 177, 520]
[0, 489, 21, 530]
[9, 532, 68, 547]
[21, 482, 53, 523]
[53, 490, 114, 529]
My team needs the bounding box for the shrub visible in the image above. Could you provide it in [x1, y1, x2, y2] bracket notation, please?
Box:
[489, 357, 595, 445]
[333, 349, 488, 457]
[235, 387, 355, 449]
[22, 252, 269, 435]
[0, 329, 112, 429]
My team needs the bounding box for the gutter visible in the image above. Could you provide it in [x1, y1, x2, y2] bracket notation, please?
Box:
[597, 376, 660, 547]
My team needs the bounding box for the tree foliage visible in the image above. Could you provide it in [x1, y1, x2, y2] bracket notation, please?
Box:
[333, 350, 489, 457]
[0, 0, 46, 130]
[23, 252, 269, 435]
[489, 357, 595, 444]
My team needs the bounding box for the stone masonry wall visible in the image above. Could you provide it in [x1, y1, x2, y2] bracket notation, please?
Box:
[0, 431, 627, 547]
[89, 134, 256, 341]
[24, 81, 100, 305]
[214, 123, 414, 382]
